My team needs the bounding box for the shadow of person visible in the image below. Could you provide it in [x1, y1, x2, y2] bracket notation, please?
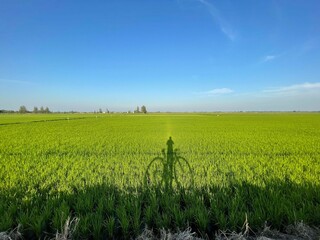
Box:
[166, 136, 174, 155]
[145, 137, 194, 191]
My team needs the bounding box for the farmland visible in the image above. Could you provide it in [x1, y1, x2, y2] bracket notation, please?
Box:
[0, 113, 319, 239]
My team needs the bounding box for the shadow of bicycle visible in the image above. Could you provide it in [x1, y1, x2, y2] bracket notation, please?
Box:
[144, 137, 194, 190]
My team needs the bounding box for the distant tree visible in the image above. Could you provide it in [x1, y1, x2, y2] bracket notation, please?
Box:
[141, 105, 147, 114]
[40, 106, 44, 113]
[99, 108, 102, 113]
[44, 107, 50, 113]
[1, 109, 15, 113]
[19, 106, 28, 113]
[106, 108, 110, 114]
[134, 106, 140, 113]
[33, 107, 38, 113]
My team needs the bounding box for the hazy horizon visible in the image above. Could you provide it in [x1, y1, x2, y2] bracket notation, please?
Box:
[1, 1, 320, 112]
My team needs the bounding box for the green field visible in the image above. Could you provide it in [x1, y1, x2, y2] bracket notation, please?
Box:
[0, 113, 319, 239]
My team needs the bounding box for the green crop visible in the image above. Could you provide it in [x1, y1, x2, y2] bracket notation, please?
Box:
[0, 113, 319, 239]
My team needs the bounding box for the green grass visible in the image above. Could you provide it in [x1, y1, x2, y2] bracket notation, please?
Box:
[0, 113, 319, 239]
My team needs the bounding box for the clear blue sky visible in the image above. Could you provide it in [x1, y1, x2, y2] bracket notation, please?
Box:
[1, 0, 320, 112]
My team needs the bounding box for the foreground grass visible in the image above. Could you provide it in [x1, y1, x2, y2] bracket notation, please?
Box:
[2, 182, 319, 239]
[0, 113, 319, 239]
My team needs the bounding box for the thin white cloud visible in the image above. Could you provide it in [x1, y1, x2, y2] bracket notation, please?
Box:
[196, 0, 236, 41]
[196, 88, 234, 96]
[0, 78, 33, 85]
[263, 55, 277, 62]
[263, 82, 320, 94]
[261, 52, 286, 63]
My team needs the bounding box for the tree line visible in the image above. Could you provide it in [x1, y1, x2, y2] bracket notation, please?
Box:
[95, 106, 148, 114]
[1, 105, 148, 114]
[134, 105, 147, 114]
[19, 106, 51, 114]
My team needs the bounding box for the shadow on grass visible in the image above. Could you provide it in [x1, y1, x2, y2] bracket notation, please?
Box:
[0, 179, 319, 239]
[144, 137, 194, 191]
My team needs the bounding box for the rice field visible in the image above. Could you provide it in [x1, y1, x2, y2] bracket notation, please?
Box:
[0, 113, 319, 239]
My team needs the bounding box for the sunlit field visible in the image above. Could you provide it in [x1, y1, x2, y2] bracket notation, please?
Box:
[0, 113, 319, 239]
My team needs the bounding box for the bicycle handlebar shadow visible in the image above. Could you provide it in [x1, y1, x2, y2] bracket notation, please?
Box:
[144, 137, 194, 191]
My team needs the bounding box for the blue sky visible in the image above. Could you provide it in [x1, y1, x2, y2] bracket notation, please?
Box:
[1, 0, 320, 112]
